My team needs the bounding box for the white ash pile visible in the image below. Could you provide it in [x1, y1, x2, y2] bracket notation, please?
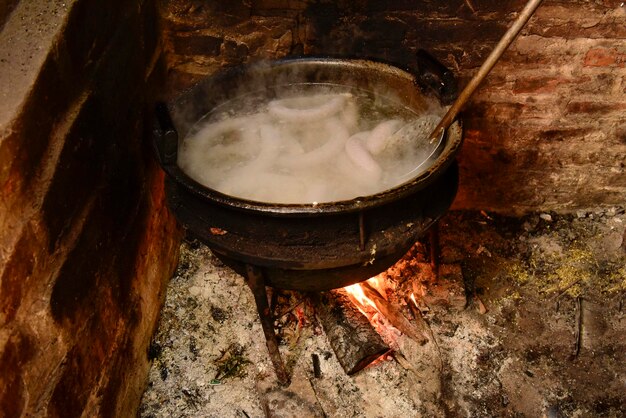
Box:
[139, 239, 468, 417]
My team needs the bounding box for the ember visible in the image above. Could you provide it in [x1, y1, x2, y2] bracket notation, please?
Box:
[343, 278, 381, 316]
[344, 276, 430, 347]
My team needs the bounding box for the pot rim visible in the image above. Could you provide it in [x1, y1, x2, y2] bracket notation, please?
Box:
[158, 56, 463, 217]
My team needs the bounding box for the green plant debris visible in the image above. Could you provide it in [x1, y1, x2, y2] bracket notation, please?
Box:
[544, 247, 595, 295]
[214, 344, 251, 381]
[507, 263, 532, 285]
[504, 241, 624, 297]
[606, 267, 626, 292]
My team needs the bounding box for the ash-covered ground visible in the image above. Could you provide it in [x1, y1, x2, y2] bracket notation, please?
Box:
[140, 209, 626, 417]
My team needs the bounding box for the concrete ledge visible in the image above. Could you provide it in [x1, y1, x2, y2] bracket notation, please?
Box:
[0, 1, 181, 416]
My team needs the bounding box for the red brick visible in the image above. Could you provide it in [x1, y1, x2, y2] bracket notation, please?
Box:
[392, 14, 509, 44]
[538, 127, 594, 142]
[0, 223, 39, 324]
[512, 75, 592, 94]
[0, 331, 35, 418]
[527, 3, 626, 39]
[465, 100, 548, 123]
[48, 305, 121, 418]
[584, 47, 626, 67]
[161, 0, 251, 30]
[170, 32, 223, 56]
[566, 101, 626, 115]
[251, 0, 309, 17]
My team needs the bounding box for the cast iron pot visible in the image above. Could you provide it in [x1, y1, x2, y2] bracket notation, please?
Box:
[153, 52, 463, 291]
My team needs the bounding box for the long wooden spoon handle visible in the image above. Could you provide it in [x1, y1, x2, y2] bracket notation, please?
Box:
[429, 0, 544, 141]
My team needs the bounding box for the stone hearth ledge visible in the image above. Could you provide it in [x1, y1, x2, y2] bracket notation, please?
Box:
[0, 1, 181, 417]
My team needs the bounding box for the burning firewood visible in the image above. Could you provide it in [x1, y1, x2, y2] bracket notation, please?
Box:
[312, 290, 390, 375]
[356, 282, 430, 345]
[343, 278, 443, 376]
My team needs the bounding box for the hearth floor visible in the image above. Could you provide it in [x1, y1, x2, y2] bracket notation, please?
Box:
[139, 209, 626, 417]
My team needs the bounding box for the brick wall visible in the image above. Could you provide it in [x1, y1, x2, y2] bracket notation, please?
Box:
[159, 0, 626, 214]
[0, 1, 180, 417]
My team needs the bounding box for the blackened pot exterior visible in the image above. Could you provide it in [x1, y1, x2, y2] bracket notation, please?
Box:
[168, 162, 457, 291]
[155, 55, 463, 291]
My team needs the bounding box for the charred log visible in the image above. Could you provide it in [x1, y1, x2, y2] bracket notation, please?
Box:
[359, 282, 429, 345]
[313, 290, 389, 375]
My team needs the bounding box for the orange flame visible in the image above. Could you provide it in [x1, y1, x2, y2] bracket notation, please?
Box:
[343, 276, 402, 343]
[344, 282, 377, 316]
[343, 276, 386, 317]
[367, 275, 388, 296]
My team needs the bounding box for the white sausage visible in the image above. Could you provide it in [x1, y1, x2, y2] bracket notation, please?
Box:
[278, 118, 350, 169]
[365, 119, 403, 155]
[340, 98, 359, 132]
[345, 134, 382, 180]
[179, 119, 261, 183]
[268, 94, 347, 123]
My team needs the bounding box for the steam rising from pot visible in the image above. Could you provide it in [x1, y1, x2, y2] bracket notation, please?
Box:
[178, 82, 443, 204]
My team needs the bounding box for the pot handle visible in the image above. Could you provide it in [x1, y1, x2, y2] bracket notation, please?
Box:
[415, 49, 458, 106]
[154, 102, 178, 166]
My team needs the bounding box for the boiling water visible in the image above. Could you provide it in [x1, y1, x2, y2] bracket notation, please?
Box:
[178, 84, 442, 204]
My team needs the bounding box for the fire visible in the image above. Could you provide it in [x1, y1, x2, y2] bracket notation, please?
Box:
[344, 282, 377, 316]
[367, 275, 389, 296]
[343, 275, 406, 344]
[343, 276, 386, 317]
